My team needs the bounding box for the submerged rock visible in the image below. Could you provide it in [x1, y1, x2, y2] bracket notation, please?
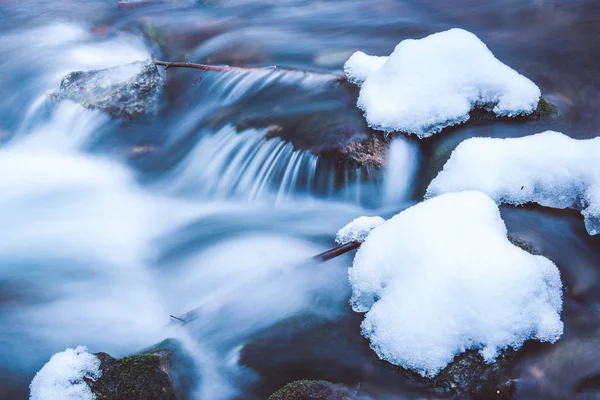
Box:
[268, 380, 359, 400]
[52, 60, 163, 121]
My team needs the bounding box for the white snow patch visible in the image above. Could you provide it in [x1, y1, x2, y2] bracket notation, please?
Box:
[336, 216, 385, 244]
[344, 28, 541, 138]
[349, 191, 563, 377]
[343, 51, 387, 85]
[30, 346, 101, 400]
[426, 131, 600, 236]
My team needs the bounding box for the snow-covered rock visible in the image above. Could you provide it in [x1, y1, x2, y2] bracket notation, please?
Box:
[349, 191, 563, 377]
[336, 216, 385, 244]
[30, 346, 101, 400]
[426, 131, 600, 235]
[344, 28, 541, 138]
[51, 60, 163, 121]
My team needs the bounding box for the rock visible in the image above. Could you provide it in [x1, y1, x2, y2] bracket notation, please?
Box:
[413, 349, 517, 398]
[532, 96, 559, 118]
[87, 352, 176, 400]
[241, 313, 519, 399]
[52, 60, 163, 121]
[268, 380, 359, 400]
[339, 134, 388, 169]
[87, 339, 196, 400]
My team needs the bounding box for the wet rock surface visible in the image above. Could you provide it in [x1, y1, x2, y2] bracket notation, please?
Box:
[52, 60, 163, 121]
[339, 134, 388, 169]
[268, 380, 359, 400]
[87, 339, 195, 400]
[88, 351, 176, 400]
[240, 312, 520, 399]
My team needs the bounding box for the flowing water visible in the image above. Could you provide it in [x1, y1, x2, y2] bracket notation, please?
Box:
[1, 1, 599, 399]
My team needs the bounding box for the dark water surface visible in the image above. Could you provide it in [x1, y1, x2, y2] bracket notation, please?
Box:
[1, 0, 599, 399]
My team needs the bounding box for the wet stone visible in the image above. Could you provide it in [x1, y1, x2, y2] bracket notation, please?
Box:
[87, 351, 176, 400]
[86, 339, 196, 400]
[51, 60, 163, 121]
[268, 380, 359, 400]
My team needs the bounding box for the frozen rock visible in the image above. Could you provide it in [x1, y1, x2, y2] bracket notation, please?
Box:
[349, 191, 563, 377]
[344, 29, 542, 138]
[426, 131, 600, 235]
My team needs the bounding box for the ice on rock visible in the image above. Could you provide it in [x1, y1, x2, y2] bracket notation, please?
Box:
[426, 131, 600, 235]
[349, 191, 563, 377]
[336, 216, 385, 244]
[30, 346, 101, 400]
[344, 28, 541, 138]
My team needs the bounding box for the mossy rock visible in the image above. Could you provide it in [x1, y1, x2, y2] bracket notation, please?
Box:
[87, 351, 175, 400]
[268, 380, 358, 400]
[532, 96, 559, 119]
[86, 338, 198, 400]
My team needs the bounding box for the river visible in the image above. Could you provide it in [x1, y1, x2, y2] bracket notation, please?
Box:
[1, 0, 599, 399]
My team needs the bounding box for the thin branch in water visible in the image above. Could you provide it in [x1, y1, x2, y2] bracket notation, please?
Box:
[170, 240, 362, 325]
[311, 240, 361, 262]
[193, 70, 207, 85]
[154, 60, 347, 82]
[169, 315, 186, 324]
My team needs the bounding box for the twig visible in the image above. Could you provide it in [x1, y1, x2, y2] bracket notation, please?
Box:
[169, 315, 186, 324]
[193, 70, 207, 85]
[310, 241, 361, 262]
[170, 240, 362, 325]
[154, 60, 347, 82]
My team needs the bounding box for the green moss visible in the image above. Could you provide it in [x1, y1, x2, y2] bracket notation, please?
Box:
[89, 351, 175, 400]
[533, 96, 559, 118]
[268, 380, 354, 400]
[507, 234, 540, 255]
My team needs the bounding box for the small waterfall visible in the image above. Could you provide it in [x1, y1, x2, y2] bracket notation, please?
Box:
[164, 125, 385, 205]
[164, 125, 316, 202]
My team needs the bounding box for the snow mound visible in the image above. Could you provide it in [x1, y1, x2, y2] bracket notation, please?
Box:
[426, 131, 600, 235]
[344, 28, 541, 138]
[336, 216, 385, 244]
[30, 346, 101, 400]
[349, 191, 563, 377]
